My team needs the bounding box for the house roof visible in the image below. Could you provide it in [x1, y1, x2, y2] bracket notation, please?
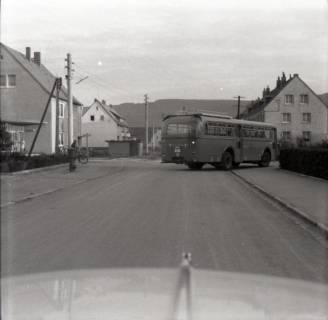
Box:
[0, 43, 83, 106]
[84, 99, 129, 127]
[319, 92, 328, 107]
[241, 73, 294, 118]
[241, 73, 328, 119]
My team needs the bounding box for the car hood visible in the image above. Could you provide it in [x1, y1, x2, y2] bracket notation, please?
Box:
[1, 268, 327, 319]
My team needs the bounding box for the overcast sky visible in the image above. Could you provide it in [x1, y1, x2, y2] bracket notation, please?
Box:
[1, 0, 327, 105]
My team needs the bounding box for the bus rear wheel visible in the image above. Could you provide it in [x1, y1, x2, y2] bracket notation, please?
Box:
[187, 162, 203, 170]
[221, 151, 233, 170]
[259, 150, 271, 167]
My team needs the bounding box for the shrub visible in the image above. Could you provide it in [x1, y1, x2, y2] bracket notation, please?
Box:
[0, 153, 70, 172]
[279, 148, 328, 179]
[0, 120, 12, 151]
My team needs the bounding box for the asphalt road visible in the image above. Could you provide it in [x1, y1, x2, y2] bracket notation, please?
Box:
[1, 159, 327, 283]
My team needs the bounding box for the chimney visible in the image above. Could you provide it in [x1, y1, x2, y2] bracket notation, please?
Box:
[293, 73, 299, 77]
[25, 47, 31, 61]
[101, 99, 106, 105]
[281, 72, 287, 85]
[33, 51, 41, 66]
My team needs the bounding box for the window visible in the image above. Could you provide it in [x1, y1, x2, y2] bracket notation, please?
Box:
[167, 123, 195, 136]
[282, 113, 291, 123]
[90, 115, 95, 121]
[302, 131, 311, 142]
[58, 133, 64, 146]
[0, 74, 16, 88]
[8, 75, 16, 87]
[281, 131, 291, 140]
[285, 94, 294, 104]
[205, 122, 234, 137]
[300, 94, 309, 104]
[59, 103, 65, 118]
[242, 126, 269, 139]
[100, 115, 105, 121]
[0, 75, 6, 87]
[302, 113, 311, 123]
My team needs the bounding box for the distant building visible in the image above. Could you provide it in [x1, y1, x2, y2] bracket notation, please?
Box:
[149, 128, 162, 149]
[241, 73, 328, 144]
[0, 43, 83, 153]
[81, 99, 130, 147]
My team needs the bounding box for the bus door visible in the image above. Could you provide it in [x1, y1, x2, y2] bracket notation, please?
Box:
[235, 125, 243, 162]
[240, 125, 254, 161]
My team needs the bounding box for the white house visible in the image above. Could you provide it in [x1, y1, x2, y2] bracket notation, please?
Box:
[241, 73, 328, 144]
[82, 99, 130, 147]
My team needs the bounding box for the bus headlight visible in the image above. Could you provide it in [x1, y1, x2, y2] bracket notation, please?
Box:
[191, 141, 195, 145]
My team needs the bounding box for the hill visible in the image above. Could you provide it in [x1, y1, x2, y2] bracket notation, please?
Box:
[112, 99, 250, 128]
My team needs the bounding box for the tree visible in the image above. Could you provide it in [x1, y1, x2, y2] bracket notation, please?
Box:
[0, 120, 12, 151]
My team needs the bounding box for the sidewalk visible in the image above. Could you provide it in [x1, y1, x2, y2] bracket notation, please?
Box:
[233, 163, 328, 233]
[0, 159, 125, 207]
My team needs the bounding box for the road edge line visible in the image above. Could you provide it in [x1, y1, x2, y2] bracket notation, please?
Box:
[231, 171, 328, 236]
[1, 163, 68, 176]
[1, 164, 126, 209]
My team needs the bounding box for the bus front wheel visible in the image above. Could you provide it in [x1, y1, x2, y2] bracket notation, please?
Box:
[259, 150, 271, 167]
[221, 151, 233, 170]
[187, 162, 203, 170]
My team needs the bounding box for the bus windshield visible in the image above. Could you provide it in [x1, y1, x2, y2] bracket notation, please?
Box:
[163, 116, 199, 137]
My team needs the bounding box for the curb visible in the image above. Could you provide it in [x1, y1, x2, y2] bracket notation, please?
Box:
[1, 163, 68, 176]
[231, 171, 328, 236]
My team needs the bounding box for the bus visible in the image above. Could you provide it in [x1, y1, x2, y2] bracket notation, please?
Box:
[161, 112, 278, 170]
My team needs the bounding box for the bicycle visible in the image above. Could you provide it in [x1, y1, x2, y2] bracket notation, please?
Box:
[77, 146, 89, 164]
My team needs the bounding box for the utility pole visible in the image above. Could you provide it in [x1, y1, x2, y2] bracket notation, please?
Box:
[55, 77, 62, 153]
[144, 94, 149, 155]
[233, 95, 245, 119]
[65, 53, 74, 147]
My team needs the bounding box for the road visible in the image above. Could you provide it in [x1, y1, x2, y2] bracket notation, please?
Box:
[1, 159, 327, 283]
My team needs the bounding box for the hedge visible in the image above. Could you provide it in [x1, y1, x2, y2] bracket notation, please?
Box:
[0, 153, 69, 172]
[279, 148, 328, 180]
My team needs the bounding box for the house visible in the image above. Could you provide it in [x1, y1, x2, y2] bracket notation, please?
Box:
[241, 72, 328, 144]
[81, 99, 131, 147]
[0, 43, 83, 153]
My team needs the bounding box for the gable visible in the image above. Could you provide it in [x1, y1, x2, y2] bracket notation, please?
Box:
[1, 43, 83, 106]
[0, 48, 54, 122]
[265, 76, 327, 112]
[82, 102, 116, 124]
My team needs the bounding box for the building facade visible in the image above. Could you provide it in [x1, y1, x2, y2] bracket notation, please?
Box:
[0, 43, 83, 154]
[81, 99, 130, 147]
[241, 73, 328, 145]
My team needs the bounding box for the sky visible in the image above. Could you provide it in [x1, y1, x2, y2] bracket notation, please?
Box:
[1, 0, 328, 105]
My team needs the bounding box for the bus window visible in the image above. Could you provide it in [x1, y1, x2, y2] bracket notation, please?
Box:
[205, 122, 234, 137]
[166, 123, 195, 137]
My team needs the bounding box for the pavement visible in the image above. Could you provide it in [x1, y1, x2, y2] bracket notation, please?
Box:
[0, 159, 127, 207]
[1, 158, 327, 284]
[232, 162, 328, 233]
